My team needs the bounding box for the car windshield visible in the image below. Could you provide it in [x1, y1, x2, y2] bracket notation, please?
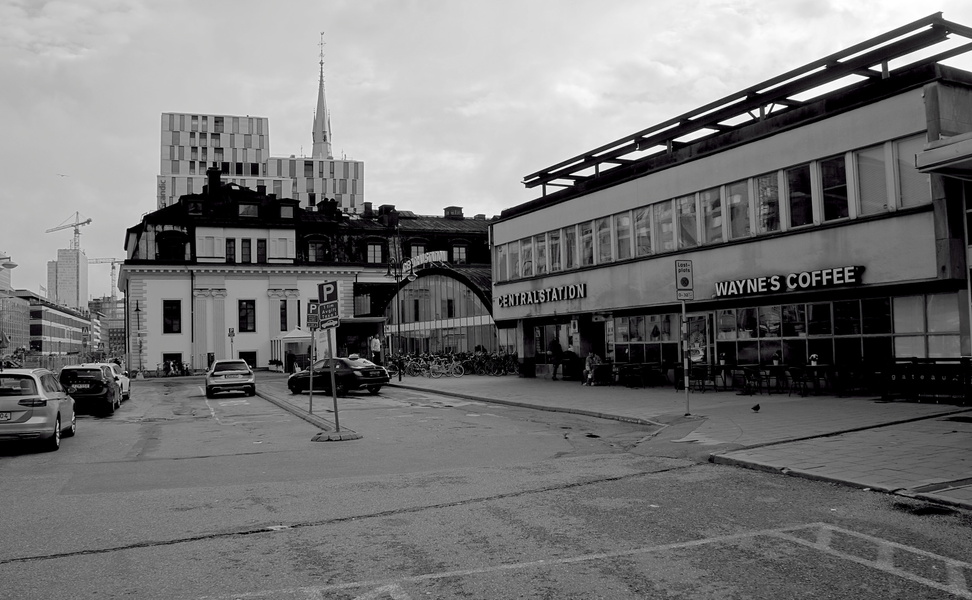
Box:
[62, 369, 102, 379]
[0, 375, 36, 396]
[213, 361, 250, 373]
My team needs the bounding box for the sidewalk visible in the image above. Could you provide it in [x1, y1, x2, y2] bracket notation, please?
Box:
[254, 371, 972, 510]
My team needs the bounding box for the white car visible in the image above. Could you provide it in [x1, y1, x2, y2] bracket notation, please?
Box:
[81, 362, 131, 401]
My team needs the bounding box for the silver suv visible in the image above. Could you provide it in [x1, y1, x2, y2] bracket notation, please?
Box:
[0, 368, 76, 451]
[205, 359, 255, 398]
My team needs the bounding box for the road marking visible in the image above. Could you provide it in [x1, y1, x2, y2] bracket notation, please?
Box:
[202, 522, 972, 599]
[219, 400, 249, 406]
[203, 396, 220, 424]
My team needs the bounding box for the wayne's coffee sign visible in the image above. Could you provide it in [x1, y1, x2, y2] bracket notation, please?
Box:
[715, 266, 864, 298]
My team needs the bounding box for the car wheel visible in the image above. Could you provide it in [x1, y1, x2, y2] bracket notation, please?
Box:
[335, 382, 347, 396]
[288, 383, 300, 394]
[114, 394, 121, 410]
[246, 386, 255, 397]
[367, 385, 381, 395]
[123, 388, 130, 401]
[43, 417, 61, 452]
[62, 412, 76, 438]
[104, 398, 115, 416]
[205, 387, 215, 399]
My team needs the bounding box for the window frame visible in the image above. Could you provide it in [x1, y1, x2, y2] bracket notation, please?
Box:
[238, 299, 256, 333]
[162, 299, 182, 334]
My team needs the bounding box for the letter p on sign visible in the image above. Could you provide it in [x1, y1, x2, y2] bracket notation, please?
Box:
[318, 282, 338, 303]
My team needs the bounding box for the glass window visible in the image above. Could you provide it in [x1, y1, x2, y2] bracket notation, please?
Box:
[238, 300, 256, 333]
[238, 203, 258, 218]
[579, 222, 594, 266]
[861, 298, 892, 334]
[755, 173, 780, 233]
[367, 243, 382, 263]
[896, 135, 931, 207]
[737, 308, 758, 339]
[225, 238, 236, 263]
[716, 309, 736, 340]
[856, 145, 887, 215]
[533, 235, 546, 274]
[758, 305, 781, 338]
[615, 317, 629, 342]
[807, 303, 832, 335]
[496, 244, 508, 281]
[700, 187, 723, 244]
[781, 304, 806, 337]
[893, 296, 924, 333]
[927, 293, 959, 333]
[928, 335, 960, 358]
[894, 336, 925, 358]
[727, 180, 750, 240]
[634, 207, 651, 256]
[564, 226, 577, 270]
[595, 217, 612, 264]
[615, 212, 632, 260]
[820, 156, 849, 221]
[308, 241, 328, 263]
[520, 237, 533, 277]
[162, 300, 181, 334]
[453, 245, 467, 264]
[833, 300, 861, 335]
[279, 299, 288, 331]
[653, 201, 674, 252]
[676, 195, 698, 249]
[411, 244, 426, 258]
[630, 316, 646, 342]
[786, 165, 813, 227]
[509, 240, 520, 279]
[548, 230, 561, 272]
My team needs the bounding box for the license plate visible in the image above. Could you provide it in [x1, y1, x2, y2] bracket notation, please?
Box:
[0, 412, 10, 421]
[225, 374, 242, 379]
[73, 383, 90, 389]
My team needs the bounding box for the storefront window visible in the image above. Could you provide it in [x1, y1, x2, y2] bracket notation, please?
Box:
[548, 229, 561, 272]
[580, 221, 594, 266]
[630, 316, 646, 342]
[534, 234, 547, 275]
[564, 226, 577, 270]
[736, 308, 757, 339]
[928, 335, 960, 358]
[894, 335, 925, 358]
[893, 296, 923, 333]
[856, 144, 887, 215]
[926, 293, 959, 333]
[520, 237, 533, 277]
[861, 298, 891, 334]
[807, 303, 832, 335]
[634, 207, 651, 256]
[833, 300, 861, 335]
[755, 173, 780, 233]
[896, 135, 931, 208]
[787, 164, 813, 228]
[821, 155, 849, 221]
[757, 305, 781, 338]
[676, 195, 698, 249]
[653, 201, 674, 252]
[781, 304, 806, 337]
[727, 180, 750, 240]
[615, 212, 632, 260]
[596, 217, 612, 264]
[716, 309, 736, 340]
[701, 187, 722, 244]
[615, 317, 629, 342]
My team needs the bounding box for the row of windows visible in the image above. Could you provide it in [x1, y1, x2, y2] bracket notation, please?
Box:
[495, 135, 929, 282]
[306, 240, 468, 265]
[166, 114, 266, 136]
[225, 238, 268, 264]
[271, 159, 361, 180]
[162, 299, 260, 335]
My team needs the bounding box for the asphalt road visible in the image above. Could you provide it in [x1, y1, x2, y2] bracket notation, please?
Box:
[1, 378, 970, 599]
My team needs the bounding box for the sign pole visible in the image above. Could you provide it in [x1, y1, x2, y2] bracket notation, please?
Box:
[328, 328, 340, 432]
[682, 300, 690, 416]
[308, 329, 315, 415]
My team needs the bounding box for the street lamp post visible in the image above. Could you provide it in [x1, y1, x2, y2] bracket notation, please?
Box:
[0, 253, 18, 364]
[134, 300, 142, 375]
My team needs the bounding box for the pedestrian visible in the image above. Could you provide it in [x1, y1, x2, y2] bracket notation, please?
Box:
[548, 336, 563, 380]
[163, 360, 171, 377]
[370, 335, 382, 363]
[582, 353, 602, 386]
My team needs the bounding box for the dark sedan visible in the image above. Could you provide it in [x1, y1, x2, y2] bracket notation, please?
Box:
[288, 356, 389, 396]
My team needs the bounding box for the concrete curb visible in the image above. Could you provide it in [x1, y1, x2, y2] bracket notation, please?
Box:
[390, 382, 667, 427]
[255, 389, 360, 439]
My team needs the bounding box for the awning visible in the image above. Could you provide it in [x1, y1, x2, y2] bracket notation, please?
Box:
[916, 131, 972, 181]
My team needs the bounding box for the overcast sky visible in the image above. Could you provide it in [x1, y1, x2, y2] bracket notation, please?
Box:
[3, 0, 972, 300]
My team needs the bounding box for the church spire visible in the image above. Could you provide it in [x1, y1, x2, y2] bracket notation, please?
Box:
[312, 32, 333, 160]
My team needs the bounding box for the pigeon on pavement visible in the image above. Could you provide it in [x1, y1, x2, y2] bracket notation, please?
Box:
[752, 404, 760, 412]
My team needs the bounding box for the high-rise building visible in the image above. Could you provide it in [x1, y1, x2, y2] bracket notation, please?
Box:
[46, 248, 88, 310]
[157, 39, 364, 213]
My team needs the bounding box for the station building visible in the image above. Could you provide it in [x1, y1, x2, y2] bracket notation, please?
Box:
[490, 14, 972, 382]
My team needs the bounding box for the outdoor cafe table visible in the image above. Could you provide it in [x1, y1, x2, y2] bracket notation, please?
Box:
[804, 363, 832, 394]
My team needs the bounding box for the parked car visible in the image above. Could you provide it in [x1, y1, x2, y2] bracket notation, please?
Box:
[205, 359, 255, 398]
[287, 355, 390, 396]
[80, 362, 130, 401]
[0, 368, 76, 451]
[59, 364, 121, 416]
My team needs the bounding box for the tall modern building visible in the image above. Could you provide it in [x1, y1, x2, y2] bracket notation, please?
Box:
[158, 45, 364, 213]
[46, 248, 88, 310]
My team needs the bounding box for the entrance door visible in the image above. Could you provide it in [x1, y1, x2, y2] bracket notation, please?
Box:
[686, 313, 712, 365]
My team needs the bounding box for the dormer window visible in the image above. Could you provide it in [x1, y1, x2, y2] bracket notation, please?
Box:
[239, 203, 258, 218]
[186, 201, 203, 215]
[280, 205, 294, 219]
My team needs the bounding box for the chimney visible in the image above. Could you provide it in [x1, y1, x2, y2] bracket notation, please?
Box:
[257, 184, 267, 196]
[363, 202, 374, 218]
[207, 164, 221, 196]
[474, 214, 486, 220]
[444, 206, 463, 219]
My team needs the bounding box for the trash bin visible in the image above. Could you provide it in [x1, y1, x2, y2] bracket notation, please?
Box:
[519, 357, 536, 378]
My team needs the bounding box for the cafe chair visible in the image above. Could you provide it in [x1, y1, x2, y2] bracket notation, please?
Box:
[787, 366, 809, 397]
[742, 366, 764, 395]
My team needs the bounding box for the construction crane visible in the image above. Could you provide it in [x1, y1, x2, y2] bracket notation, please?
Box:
[89, 258, 124, 300]
[46, 212, 92, 250]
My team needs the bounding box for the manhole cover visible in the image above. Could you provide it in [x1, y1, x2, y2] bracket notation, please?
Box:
[941, 416, 972, 423]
